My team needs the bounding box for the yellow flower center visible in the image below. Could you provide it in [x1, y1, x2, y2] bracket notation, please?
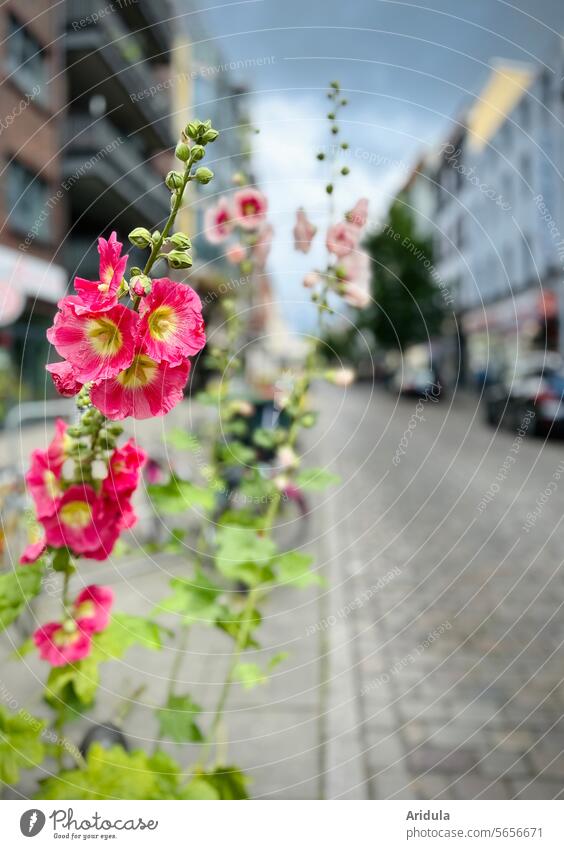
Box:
[53, 621, 80, 647]
[101, 265, 114, 285]
[43, 470, 59, 499]
[148, 305, 176, 342]
[74, 600, 95, 619]
[59, 500, 92, 529]
[87, 316, 123, 357]
[117, 354, 158, 389]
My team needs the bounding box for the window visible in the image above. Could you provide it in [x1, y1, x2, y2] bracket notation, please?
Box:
[6, 161, 51, 242]
[6, 14, 46, 93]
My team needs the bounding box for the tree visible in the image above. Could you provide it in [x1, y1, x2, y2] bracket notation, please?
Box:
[361, 200, 445, 350]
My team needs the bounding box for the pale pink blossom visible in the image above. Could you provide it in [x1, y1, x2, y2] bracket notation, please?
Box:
[293, 208, 317, 254]
[226, 243, 247, 264]
[326, 221, 358, 258]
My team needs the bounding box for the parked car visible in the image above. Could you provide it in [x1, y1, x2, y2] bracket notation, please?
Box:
[483, 353, 564, 435]
[390, 364, 442, 399]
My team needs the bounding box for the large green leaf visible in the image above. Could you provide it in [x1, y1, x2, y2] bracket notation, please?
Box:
[92, 614, 163, 661]
[181, 777, 220, 800]
[274, 551, 322, 588]
[148, 477, 215, 514]
[216, 607, 262, 649]
[0, 705, 45, 785]
[200, 765, 250, 800]
[215, 526, 276, 585]
[38, 744, 185, 800]
[165, 429, 200, 452]
[233, 652, 288, 690]
[295, 467, 340, 492]
[0, 562, 44, 632]
[155, 571, 224, 626]
[157, 694, 203, 743]
[45, 656, 100, 709]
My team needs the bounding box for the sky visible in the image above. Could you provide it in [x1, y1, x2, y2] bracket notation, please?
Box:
[184, 0, 564, 328]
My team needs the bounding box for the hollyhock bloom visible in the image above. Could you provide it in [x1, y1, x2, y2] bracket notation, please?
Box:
[204, 198, 233, 244]
[34, 620, 92, 667]
[252, 223, 273, 268]
[103, 438, 147, 499]
[73, 585, 114, 633]
[340, 251, 371, 308]
[20, 537, 46, 564]
[46, 360, 83, 397]
[47, 299, 139, 383]
[233, 188, 268, 230]
[326, 221, 358, 258]
[138, 279, 205, 365]
[41, 484, 105, 554]
[74, 232, 128, 313]
[346, 198, 369, 229]
[25, 420, 68, 520]
[276, 445, 299, 470]
[226, 243, 246, 264]
[90, 354, 190, 420]
[145, 457, 164, 485]
[293, 208, 317, 254]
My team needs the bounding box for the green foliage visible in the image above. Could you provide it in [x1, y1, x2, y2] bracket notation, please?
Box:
[0, 561, 44, 633]
[362, 200, 445, 349]
[165, 429, 200, 452]
[295, 467, 340, 492]
[155, 571, 225, 626]
[0, 704, 45, 784]
[273, 552, 322, 588]
[217, 607, 262, 649]
[148, 477, 215, 514]
[45, 657, 99, 710]
[215, 526, 277, 586]
[198, 765, 250, 800]
[38, 744, 188, 800]
[92, 614, 164, 660]
[233, 652, 288, 690]
[157, 694, 203, 743]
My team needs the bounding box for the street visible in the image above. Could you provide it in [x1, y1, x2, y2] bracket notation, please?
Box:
[313, 382, 564, 799]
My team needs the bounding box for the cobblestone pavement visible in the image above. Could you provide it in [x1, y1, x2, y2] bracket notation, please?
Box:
[4, 385, 564, 799]
[314, 383, 564, 799]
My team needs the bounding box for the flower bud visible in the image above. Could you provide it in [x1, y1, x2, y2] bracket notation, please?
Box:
[341, 166, 350, 175]
[131, 274, 152, 296]
[167, 250, 193, 269]
[191, 144, 205, 161]
[201, 128, 219, 143]
[327, 112, 335, 120]
[194, 167, 214, 184]
[165, 170, 184, 190]
[152, 231, 161, 243]
[169, 232, 192, 249]
[341, 142, 349, 150]
[232, 171, 245, 185]
[185, 121, 201, 139]
[326, 184, 333, 195]
[316, 152, 325, 161]
[128, 227, 152, 248]
[175, 141, 191, 161]
[331, 126, 339, 135]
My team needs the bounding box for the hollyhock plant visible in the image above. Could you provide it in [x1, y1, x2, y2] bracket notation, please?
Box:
[293, 208, 317, 254]
[326, 221, 358, 258]
[20, 538, 47, 564]
[41, 484, 109, 555]
[204, 197, 233, 243]
[34, 620, 93, 667]
[138, 279, 205, 365]
[103, 438, 147, 499]
[340, 251, 371, 308]
[233, 187, 268, 230]
[25, 419, 68, 519]
[74, 232, 128, 313]
[226, 243, 247, 265]
[46, 360, 83, 397]
[346, 197, 369, 229]
[47, 299, 139, 383]
[90, 354, 190, 420]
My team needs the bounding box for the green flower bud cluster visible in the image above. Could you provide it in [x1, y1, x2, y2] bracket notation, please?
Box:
[183, 119, 220, 146]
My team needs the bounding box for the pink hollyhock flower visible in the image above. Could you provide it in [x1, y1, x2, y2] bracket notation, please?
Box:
[74, 232, 128, 312]
[145, 457, 163, 485]
[326, 221, 358, 258]
[233, 188, 268, 230]
[293, 208, 317, 254]
[103, 438, 147, 499]
[20, 537, 46, 564]
[73, 585, 113, 633]
[25, 421, 68, 519]
[47, 299, 139, 383]
[41, 484, 106, 555]
[46, 360, 83, 397]
[204, 198, 233, 244]
[34, 620, 92, 666]
[226, 243, 246, 264]
[90, 354, 190, 420]
[340, 251, 371, 308]
[346, 198, 369, 229]
[252, 223, 273, 268]
[138, 279, 205, 365]
[303, 271, 320, 289]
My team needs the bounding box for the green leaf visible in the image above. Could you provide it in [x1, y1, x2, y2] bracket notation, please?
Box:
[38, 744, 186, 800]
[217, 441, 257, 465]
[215, 526, 277, 585]
[165, 429, 200, 451]
[157, 694, 203, 743]
[45, 659, 99, 709]
[0, 704, 45, 785]
[199, 765, 250, 800]
[273, 551, 322, 588]
[0, 562, 44, 632]
[233, 662, 267, 689]
[216, 607, 262, 649]
[148, 477, 215, 514]
[181, 777, 220, 800]
[155, 571, 224, 626]
[92, 614, 163, 661]
[295, 467, 341, 492]
[268, 651, 289, 670]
